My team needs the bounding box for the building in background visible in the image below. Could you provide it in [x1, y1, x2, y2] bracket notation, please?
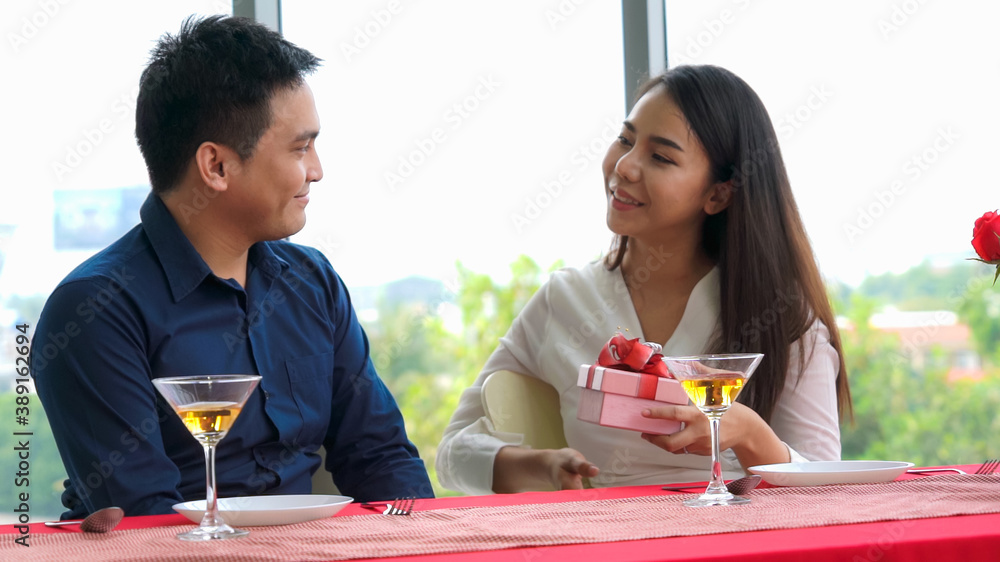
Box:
[870, 309, 984, 381]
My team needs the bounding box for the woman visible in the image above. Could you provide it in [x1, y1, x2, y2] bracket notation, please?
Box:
[436, 65, 852, 494]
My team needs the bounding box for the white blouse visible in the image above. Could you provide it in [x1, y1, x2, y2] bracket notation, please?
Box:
[436, 261, 842, 496]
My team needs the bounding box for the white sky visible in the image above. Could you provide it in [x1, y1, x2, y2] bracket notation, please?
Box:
[1, 0, 998, 299]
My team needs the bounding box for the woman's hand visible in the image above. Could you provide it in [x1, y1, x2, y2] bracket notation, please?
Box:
[492, 446, 599, 493]
[638, 403, 790, 467]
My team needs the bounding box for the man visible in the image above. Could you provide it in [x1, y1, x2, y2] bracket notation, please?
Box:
[32, 15, 432, 519]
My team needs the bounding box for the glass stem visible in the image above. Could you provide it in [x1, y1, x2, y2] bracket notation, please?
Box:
[705, 414, 729, 496]
[200, 442, 224, 529]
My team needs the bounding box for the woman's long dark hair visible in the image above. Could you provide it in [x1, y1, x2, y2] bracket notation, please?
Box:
[604, 65, 852, 423]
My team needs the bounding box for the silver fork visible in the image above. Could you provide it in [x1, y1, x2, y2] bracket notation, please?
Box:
[385, 496, 415, 516]
[974, 459, 999, 475]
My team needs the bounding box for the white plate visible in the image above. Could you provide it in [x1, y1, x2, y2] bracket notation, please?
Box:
[748, 461, 915, 487]
[173, 494, 353, 526]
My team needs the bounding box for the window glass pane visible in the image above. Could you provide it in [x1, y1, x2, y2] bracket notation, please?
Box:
[282, 1, 624, 287]
[665, 0, 999, 283]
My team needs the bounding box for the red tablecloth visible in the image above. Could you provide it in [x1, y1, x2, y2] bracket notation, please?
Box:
[4, 465, 998, 561]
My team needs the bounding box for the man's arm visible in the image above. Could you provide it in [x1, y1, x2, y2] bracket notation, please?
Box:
[32, 279, 184, 517]
[320, 273, 433, 501]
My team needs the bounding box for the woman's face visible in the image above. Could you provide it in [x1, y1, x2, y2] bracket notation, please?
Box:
[603, 85, 727, 245]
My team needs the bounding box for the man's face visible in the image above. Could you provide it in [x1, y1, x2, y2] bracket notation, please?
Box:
[226, 83, 323, 242]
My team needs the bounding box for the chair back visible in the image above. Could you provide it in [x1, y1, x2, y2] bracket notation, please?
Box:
[311, 446, 342, 495]
[481, 370, 569, 451]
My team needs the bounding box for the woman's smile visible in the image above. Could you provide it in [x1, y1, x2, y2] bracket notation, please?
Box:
[610, 187, 644, 210]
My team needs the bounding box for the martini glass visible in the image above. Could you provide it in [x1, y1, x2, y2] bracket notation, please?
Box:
[153, 374, 261, 540]
[661, 353, 763, 507]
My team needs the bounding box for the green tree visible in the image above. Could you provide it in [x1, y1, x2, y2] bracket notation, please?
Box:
[839, 294, 1000, 465]
[368, 299, 453, 388]
[450, 255, 557, 379]
[839, 294, 898, 460]
[955, 274, 1000, 366]
[852, 260, 980, 310]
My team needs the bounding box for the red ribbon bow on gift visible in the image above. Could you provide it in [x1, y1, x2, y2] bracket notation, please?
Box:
[597, 333, 671, 378]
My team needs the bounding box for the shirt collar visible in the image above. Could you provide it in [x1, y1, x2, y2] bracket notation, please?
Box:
[249, 238, 289, 280]
[139, 192, 289, 302]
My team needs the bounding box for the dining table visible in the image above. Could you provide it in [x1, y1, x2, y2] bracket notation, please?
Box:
[3, 464, 998, 561]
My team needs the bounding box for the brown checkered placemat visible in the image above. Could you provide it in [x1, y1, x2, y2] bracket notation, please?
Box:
[6, 475, 999, 561]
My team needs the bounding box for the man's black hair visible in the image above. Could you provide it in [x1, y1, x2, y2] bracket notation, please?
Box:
[135, 15, 321, 193]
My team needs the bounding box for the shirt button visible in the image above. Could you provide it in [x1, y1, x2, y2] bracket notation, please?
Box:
[263, 391, 271, 399]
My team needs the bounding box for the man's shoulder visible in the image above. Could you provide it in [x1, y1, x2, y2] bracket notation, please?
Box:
[266, 239, 331, 267]
[57, 225, 151, 290]
[37, 226, 151, 340]
[263, 240, 347, 301]
[264, 240, 338, 280]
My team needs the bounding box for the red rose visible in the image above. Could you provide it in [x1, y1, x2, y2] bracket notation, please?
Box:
[972, 210, 1000, 262]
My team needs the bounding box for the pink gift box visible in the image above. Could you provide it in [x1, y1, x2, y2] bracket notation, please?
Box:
[576, 364, 689, 435]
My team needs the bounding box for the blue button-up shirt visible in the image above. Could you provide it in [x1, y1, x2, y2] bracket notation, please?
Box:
[32, 193, 432, 518]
